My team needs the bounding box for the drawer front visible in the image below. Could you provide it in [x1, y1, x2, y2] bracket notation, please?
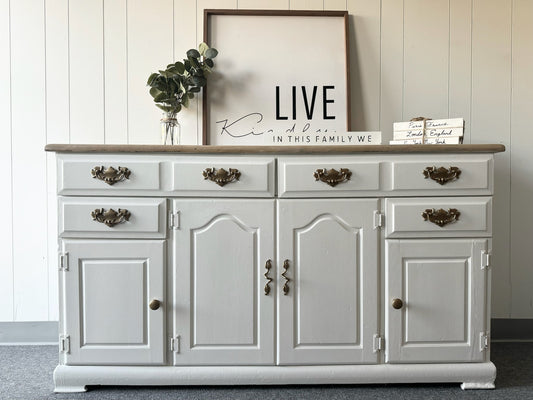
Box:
[171, 156, 275, 197]
[278, 157, 380, 197]
[385, 197, 492, 238]
[59, 157, 161, 193]
[391, 154, 492, 194]
[59, 197, 166, 238]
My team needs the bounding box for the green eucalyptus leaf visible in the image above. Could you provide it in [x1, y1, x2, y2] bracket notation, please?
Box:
[187, 92, 195, 99]
[149, 87, 163, 98]
[187, 49, 201, 59]
[205, 48, 218, 59]
[205, 58, 214, 68]
[182, 94, 189, 108]
[189, 86, 201, 93]
[147, 73, 159, 86]
[192, 76, 207, 87]
[174, 61, 185, 74]
[198, 42, 209, 56]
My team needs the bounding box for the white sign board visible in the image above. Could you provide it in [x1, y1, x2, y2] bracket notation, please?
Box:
[203, 11, 350, 145]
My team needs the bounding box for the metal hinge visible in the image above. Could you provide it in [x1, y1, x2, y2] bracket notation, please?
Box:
[374, 211, 385, 229]
[169, 211, 180, 230]
[480, 332, 489, 351]
[59, 252, 69, 271]
[170, 336, 180, 353]
[481, 251, 492, 269]
[59, 335, 70, 353]
[373, 334, 384, 352]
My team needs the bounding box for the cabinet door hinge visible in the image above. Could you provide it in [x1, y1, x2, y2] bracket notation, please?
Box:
[170, 336, 180, 353]
[480, 332, 489, 351]
[58, 252, 69, 271]
[59, 335, 70, 353]
[481, 251, 492, 269]
[169, 211, 180, 230]
[374, 211, 385, 229]
[373, 334, 384, 352]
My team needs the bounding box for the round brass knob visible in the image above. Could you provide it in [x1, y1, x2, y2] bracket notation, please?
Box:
[392, 298, 404, 310]
[149, 299, 162, 310]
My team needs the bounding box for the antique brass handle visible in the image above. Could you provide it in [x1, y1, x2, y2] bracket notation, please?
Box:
[282, 259, 290, 295]
[314, 168, 352, 187]
[392, 298, 404, 310]
[149, 299, 161, 310]
[91, 166, 131, 185]
[91, 208, 131, 227]
[423, 166, 461, 185]
[264, 259, 273, 295]
[422, 208, 460, 227]
[202, 167, 241, 187]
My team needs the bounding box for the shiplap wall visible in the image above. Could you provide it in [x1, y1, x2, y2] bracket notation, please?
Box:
[1, 0, 531, 322]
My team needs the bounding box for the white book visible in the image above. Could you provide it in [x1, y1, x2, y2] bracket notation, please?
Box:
[389, 139, 423, 145]
[425, 127, 464, 138]
[390, 137, 462, 145]
[393, 120, 425, 131]
[425, 118, 464, 129]
[393, 130, 424, 140]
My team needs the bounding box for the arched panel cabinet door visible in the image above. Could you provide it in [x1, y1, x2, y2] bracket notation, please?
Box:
[61, 239, 166, 365]
[277, 198, 380, 365]
[172, 199, 275, 365]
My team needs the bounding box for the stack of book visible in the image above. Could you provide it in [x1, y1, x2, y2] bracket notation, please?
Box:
[390, 118, 464, 145]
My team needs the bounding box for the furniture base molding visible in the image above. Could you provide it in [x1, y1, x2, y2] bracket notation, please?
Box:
[53, 362, 496, 392]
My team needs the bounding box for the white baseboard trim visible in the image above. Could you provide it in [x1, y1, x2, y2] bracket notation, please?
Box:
[0, 321, 58, 345]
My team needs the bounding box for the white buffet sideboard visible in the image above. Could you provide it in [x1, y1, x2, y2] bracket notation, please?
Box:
[46, 144, 504, 392]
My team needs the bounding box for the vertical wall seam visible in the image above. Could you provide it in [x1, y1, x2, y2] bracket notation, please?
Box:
[126, 0, 129, 144]
[508, 0, 514, 318]
[44, 0, 49, 320]
[102, 0, 106, 144]
[447, 0, 450, 118]
[67, 0, 71, 144]
[401, 0, 405, 121]
[469, 0, 473, 144]
[196, 0, 199, 145]
[378, 0, 382, 130]
[8, 0, 14, 320]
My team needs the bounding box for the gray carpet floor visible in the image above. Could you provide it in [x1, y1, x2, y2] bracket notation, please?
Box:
[0, 342, 532, 400]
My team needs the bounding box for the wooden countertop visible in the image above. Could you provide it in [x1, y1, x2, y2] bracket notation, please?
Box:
[45, 144, 505, 154]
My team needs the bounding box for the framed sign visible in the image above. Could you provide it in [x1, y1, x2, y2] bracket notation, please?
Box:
[203, 10, 351, 145]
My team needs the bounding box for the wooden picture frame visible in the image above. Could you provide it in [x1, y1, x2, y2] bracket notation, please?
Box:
[203, 10, 351, 145]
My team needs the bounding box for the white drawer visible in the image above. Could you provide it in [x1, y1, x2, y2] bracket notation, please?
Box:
[385, 197, 492, 238]
[390, 154, 492, 194]
[59, 156, 161, 194]
[171, 156, 275, 197]
[278, 156, 381, 197]
[59, 197, 166, 238]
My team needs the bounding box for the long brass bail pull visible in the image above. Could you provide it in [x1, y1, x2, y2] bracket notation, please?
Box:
[282, 259, 290, 295]
[264, 259, 273, 295]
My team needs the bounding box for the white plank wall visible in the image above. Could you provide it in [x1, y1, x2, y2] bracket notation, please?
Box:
[0, 0, 531, 321]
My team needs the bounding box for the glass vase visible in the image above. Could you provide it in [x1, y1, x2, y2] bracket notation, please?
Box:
[160, 112, 181, 145]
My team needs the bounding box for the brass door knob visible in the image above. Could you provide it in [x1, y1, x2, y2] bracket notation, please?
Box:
[392, 298, 403, 310]
[149, 299, 162, 310]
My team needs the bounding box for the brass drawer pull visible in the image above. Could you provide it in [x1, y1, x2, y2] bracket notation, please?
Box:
[149, 299, 162, 310]
[392, 298, 404, 310]
[422, 208, 460, 227]
[314, 168, 352, 187]
[202, 167, 241, 187]
[264, 259, 273, 296]
[91, 208, 131, 227]
[423, 166, 461, 185]
[91, 166, 131, 185]
[282, 259, 290, 295]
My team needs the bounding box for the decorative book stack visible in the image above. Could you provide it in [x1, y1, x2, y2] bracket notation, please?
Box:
[390, 118, 464, 145]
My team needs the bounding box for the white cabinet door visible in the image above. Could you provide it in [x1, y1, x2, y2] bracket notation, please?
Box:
[386, 239, 488, 363]
[277, 199, 379, 365]
[172, 199, 275, 365]
[62, 240, 165, 365]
